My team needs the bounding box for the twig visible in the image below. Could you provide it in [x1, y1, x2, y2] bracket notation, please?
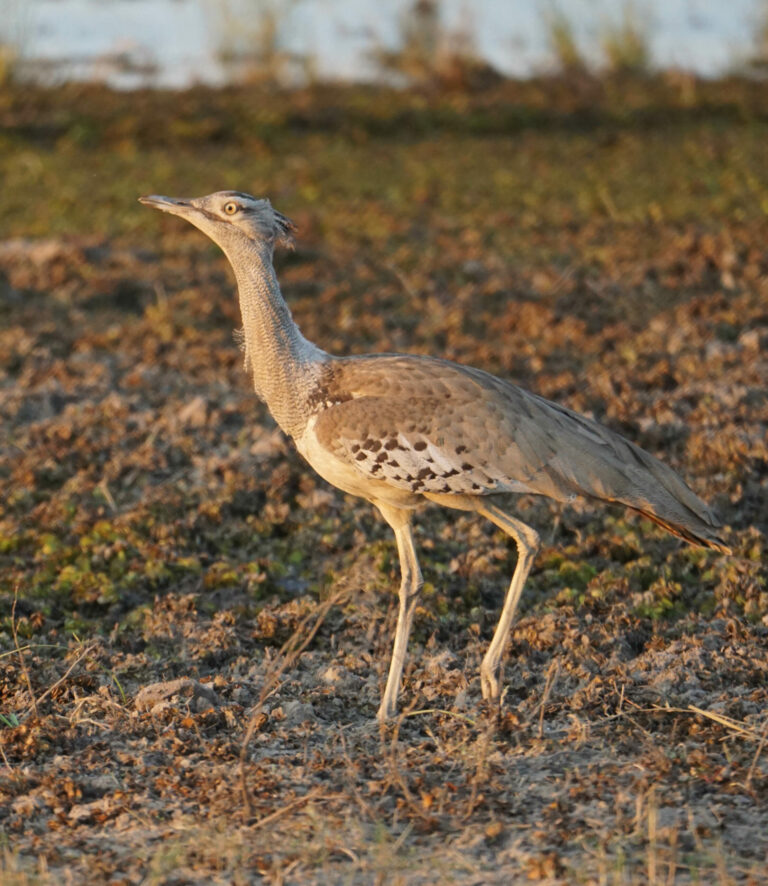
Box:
[96, 478, 117, 513]
[386, 739, 427, 823]
[592, 700, 765, 743]
[0, 642, 79, 660]
[67, 716, 111, 732]
[391, 821, 414, 853]
[646, 785, 657, 886]
[0, 736, 11, 773]
[400, 708, 477, 727]
[746, 719, 768, 789]
[548, 264, 576, 297]
[624, 712, 654, 741]
[239, 590, 346, 820]
[251, 786, 331, 831]
[686, 705, 763, 741]
[536, 659, 559, 738]
[30, 643, 97, 716]
[11, 587, 38, 720]
[424, 724, 444, 755]
[69, 691, 129, 727]
[377, 702, 436, 824]
[336, 846, 360, 864]
[334, 728, 377, 820]
[463, 717, 495, 820]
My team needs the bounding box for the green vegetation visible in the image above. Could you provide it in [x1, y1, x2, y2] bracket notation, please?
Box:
[1, 77, 767, 241]
[600, 2, 651, 74]
[544, 7, 588, 75]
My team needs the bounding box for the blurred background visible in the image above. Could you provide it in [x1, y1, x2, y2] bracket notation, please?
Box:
[2, 0, 768, 87]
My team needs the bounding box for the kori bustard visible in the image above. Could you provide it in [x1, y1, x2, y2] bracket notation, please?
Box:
[140, 190, 729, 722]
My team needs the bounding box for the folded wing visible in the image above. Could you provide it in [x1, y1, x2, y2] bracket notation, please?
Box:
[310, 355, 729, 552]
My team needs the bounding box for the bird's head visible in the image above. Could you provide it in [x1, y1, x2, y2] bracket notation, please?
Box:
[139, 190, 295, 252]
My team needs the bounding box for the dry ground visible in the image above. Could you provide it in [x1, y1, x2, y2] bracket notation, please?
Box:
[1, 79, 767, 883]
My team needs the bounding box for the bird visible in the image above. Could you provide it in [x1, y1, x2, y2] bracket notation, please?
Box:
[140, 190, 730, 723]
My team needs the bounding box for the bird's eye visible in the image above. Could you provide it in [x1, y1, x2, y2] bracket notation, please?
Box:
[223, 202, 239, 215]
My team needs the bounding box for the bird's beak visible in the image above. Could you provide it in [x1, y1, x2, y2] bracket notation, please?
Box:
[138, 195, 193, 217]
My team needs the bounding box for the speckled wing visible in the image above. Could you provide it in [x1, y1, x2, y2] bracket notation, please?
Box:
[310, 354, 586, 499]
[309, 354, 728, 551]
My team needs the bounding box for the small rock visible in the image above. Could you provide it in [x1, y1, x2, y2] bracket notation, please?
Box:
[68, 799, 106, 824]
[296, 488, 336, 510]
[281, 700, 316, 727]
[250, 428, 285, 458]
[321, 665, 345, 684]
[12, 795, 44, 816]
[135, 678, 220, 713]
[81, 774, 119, 796]
[233, 685, 253, 704]
[462, 259, 486, 279]
[178, 395, 208, 428]
[738, 329, 760, 351]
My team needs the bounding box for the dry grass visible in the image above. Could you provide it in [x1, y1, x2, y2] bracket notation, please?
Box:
[600, 3, 651, 75]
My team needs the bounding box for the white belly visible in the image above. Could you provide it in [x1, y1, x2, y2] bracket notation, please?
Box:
[295, 415, 421, 511]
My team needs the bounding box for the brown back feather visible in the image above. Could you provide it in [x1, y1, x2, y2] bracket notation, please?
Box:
[312, 354, 729, 552]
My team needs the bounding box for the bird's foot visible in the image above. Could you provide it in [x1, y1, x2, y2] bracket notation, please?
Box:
[480, 664, 502, 702]
[376, 699, 398, 723]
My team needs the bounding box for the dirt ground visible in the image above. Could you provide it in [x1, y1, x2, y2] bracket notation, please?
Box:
[1, 80, 767, 884]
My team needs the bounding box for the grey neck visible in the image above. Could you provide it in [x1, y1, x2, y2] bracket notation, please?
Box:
[223, 238, 327, 439]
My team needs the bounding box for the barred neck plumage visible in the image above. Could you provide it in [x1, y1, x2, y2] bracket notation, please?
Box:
[224, 238, 328, 439]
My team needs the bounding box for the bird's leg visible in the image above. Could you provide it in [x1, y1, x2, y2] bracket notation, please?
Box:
[376, 506, 423, 722]
[475, 501, 540, 703]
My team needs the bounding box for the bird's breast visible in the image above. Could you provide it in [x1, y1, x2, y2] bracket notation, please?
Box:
[295, 414, 422, 511]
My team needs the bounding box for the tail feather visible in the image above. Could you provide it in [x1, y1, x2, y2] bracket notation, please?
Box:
[421, 362, 731, 556]
[598, 438, 730, 553]
[535, 402, 730, 553]
[626, 504, 731, 554]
